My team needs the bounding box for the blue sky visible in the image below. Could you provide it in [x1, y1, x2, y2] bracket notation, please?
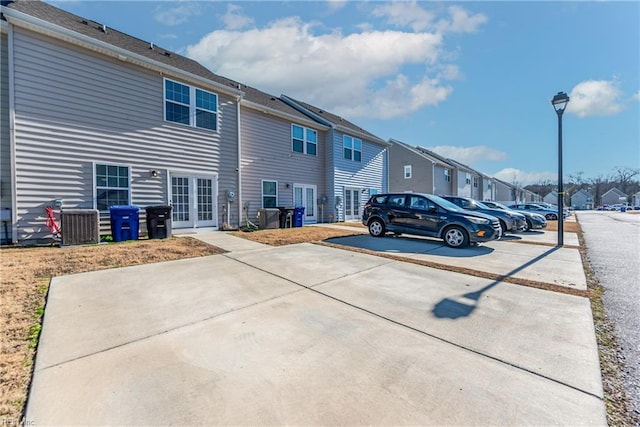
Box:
[48, 0, 639, 185]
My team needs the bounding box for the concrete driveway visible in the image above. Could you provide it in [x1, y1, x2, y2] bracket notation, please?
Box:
[25, 228, 606, 425]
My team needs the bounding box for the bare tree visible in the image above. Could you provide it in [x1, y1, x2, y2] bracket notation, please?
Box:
[612, 166, 640, 195]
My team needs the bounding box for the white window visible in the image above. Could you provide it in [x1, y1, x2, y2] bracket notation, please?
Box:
[473, 177, 478, 188]
[164, 78, 218, 131]
[292, 124, 317, 155]
[444, 169, 451, 182]
[95, 163, 130, 211]
[343, 135, 362, 162]
[466, 173, 471, 185]
[262, 180, 277, 208]
[404, 165, 412, 179]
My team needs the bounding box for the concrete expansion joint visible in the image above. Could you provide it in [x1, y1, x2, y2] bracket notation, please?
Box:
[223, 253, 602, 402]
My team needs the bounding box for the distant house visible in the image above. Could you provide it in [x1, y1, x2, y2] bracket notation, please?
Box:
[387, 140, 456, 196]
[571, 189, 594, 210]
[601, 188, 628, 206]
[544, 191, 558, 205]
[632, 192, 640, 207]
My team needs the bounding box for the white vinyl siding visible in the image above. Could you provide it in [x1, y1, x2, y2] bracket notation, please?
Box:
[333, 130, 387, 221]
[10, 27, 239, 241]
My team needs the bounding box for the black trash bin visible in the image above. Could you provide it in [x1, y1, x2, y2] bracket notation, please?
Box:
[145, 205, 173, 239]
[277, 207, 295, 228]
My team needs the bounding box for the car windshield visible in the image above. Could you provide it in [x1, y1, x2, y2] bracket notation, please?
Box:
[426, 194, 464, 212]
[474, 200, 493, 209]
[487, 201, 509, 210]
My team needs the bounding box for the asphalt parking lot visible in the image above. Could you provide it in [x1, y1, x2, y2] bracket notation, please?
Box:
[25, 226, 607, 425]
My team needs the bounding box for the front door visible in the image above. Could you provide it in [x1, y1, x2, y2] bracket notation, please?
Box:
[293, 184, 317, 223]
[170, 173, 217, 229]
[344, 187, 361, 221]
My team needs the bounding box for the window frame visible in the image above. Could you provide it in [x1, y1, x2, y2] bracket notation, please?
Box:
[94, 162, 131, 211]
[444, 169, 451, 182]
[261, 180, 278, 208]
[465, 173, 471, 185]
[473, 177, 479, 188]
[164, 78, 218, 131]
[343, 135, 362, 162]
[404, 165, 412, 179]
[291, 124, 318, 156]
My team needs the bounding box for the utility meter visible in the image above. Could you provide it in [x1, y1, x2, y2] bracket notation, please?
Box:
[227, 190, 236, 202]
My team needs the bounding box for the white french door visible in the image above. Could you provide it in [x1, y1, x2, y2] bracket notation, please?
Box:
[344, 187, 361, 221]
[293, 183, 317, 223]
[170, 173, 217, 229]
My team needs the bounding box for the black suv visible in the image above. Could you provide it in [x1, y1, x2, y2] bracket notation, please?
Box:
[362, 193, 501, 248]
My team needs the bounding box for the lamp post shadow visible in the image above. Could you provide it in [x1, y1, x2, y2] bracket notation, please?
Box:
[432, 246, 561, 319]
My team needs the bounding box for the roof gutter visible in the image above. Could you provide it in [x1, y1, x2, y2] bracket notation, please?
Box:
[2, 8, 243, 98]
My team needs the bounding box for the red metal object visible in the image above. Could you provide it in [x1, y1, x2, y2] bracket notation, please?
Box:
[45, 207, 62, 240]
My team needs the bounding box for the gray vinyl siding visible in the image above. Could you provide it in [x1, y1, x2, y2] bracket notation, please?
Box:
[333, 130, 387, 222]
[240, 107, 326, 222]
[11, 27, 238, 242]
[495, 181, 513, 203]
[434, 165, 453, 196]
[1, 31, 11, 243]
[388, 143, 433, 194]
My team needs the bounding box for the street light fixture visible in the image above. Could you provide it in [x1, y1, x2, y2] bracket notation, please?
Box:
[551, 91, 570, 246]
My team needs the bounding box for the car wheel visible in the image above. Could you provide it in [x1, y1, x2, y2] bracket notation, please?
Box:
[443, 226, 469, 248]
[368, 218, 386, 237]
[524, 219, 532, 232]
[545, 213, 558, 220]
[499, 220, 507, 234]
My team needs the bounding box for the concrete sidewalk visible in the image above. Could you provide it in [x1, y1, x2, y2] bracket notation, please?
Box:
[25, 229, 606, 425]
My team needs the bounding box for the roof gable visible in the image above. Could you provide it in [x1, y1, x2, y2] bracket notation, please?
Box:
[281, 95, 387, 145]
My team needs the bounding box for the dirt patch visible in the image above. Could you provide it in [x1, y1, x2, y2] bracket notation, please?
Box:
[229, 225, 365, 246]
[0, 237, 223, 421]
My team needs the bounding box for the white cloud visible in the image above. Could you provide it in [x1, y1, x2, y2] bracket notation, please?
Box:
[186, 4, 485, 119]
[426, 145, 507, 164]
[437, 5, 488, 33]
[567, 80, 623, 118]
[154, 3, 202, 26]
[493, 168, 557, 186]
[632, 91, 640, 102]
[221, 4, 254, 30]
[372, 2, 487, 34]
[326, 0, 347, 12]
[371, 1, 436, 32]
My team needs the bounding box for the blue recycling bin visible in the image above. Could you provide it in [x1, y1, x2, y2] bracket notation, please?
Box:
[109, 205, 140, 242]
[293, 207, 305, 227]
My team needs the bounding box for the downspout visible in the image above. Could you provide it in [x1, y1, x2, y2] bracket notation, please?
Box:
[236, 91, 242, 228]
[8, 23, 17, 244]
[431, 161, 436, 195]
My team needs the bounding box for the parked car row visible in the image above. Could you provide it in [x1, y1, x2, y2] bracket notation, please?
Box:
[361, 193, 548, 249]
